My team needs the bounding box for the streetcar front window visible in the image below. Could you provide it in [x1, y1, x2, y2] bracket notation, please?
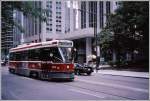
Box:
[60, 47, 72, 63]
[41, 47, 63, 63]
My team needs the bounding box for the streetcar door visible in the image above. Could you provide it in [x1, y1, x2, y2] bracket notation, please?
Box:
[41, 48, 51, 78]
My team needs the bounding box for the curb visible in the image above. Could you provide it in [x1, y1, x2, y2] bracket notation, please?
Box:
[93, 70, 149, 79]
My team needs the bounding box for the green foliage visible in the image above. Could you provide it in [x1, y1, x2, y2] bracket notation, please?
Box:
[98, 1, 149, 62]
[2, 1, 47, 32]
[97, 29, 114, 51]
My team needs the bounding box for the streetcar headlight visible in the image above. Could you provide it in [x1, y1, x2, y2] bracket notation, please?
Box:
[52, 66, 56, 69]
[38, 63, 41, 67]
[67, 65, 69, 69]
[57, 67, 60, 69]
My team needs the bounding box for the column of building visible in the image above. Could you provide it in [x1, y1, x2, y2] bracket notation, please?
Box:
[86, 38, 92, 63]
[103, 1, 107, 27]
[70, 1, 74, 32]
[85, 2, 89, 28]
[85, 2, 92, 63]
[77, 1, 81, 29]
[96, 1, 100, 59]
[61, 1, 66, 34]
[52, 1, 57, 39]
[20, 11, 24, 44]
[41, 1, 47, 42]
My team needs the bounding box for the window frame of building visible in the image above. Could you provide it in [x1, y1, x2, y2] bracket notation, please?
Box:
[99, 1, 104, 28]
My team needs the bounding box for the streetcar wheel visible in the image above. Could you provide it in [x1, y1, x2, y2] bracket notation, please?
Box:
[30, 72, 39, 78]
[74, 71, 77, 75]
[76, 70, 80, 75]
[9, 68, 15, 73]
[87, 72, 92, 75]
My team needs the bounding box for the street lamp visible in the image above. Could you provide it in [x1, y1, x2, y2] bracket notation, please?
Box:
[76, 8, 99, 72]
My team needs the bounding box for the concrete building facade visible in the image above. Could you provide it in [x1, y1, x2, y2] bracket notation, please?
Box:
[14, 1, 117, 64]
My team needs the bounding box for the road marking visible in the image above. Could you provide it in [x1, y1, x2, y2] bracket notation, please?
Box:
[8, 90, 21, 100]
[78, 79, 149, 93]
[69, 89, 105, 99]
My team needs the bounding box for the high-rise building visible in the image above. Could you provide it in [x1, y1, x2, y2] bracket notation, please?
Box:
[22, 1, 41, 43]
[13, 1, 117, 64]
[13, 10, 22, 47]
[1, 2, 14, 59]
[58, 1, 117, 64]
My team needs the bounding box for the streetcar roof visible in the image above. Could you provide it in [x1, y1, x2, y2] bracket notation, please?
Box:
[10, 40, 73, 52]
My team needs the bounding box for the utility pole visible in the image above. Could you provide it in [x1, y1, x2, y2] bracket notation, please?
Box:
[94, 10, 98, 73]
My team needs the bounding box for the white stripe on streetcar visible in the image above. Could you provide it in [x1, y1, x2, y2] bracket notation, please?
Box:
[9, 61, 41, 63]
[9, 61, 72, 64]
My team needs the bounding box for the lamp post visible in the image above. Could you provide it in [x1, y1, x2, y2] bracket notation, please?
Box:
[77, 8, 99, 72]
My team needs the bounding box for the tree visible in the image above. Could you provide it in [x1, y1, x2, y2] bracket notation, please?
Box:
[1, 1, 47, 32]
[1, 1, 48, 59]
[97, 29, 113, 51]
[98, 1, 149, 66]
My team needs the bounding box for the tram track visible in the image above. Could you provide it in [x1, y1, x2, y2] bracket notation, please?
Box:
[63, 82, 135, 100]
[7, 71, 148, 100]
[2, 66, 148, 100]
[94, 73, 148, 84]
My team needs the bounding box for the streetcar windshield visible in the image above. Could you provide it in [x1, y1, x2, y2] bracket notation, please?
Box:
[41, 47, 63, 63]
[60, 47, 72, 63]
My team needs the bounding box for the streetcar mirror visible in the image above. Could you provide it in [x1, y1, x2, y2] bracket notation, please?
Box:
[50, 53, 53, 57]
[68, 48, 71, 52]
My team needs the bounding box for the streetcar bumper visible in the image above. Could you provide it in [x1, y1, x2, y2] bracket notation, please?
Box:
[41, 72, 74, 80]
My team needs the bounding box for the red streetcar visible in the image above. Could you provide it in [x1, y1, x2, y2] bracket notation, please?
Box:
[9, 40, 74, 81]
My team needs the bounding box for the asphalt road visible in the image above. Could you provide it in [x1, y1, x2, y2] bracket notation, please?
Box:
[1, 66, 149, 100]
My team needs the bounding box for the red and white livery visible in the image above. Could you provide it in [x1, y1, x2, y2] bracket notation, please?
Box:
[9, 40, 74, 81]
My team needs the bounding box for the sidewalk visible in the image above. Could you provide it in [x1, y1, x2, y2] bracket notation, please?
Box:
[94, 70, 149, 78]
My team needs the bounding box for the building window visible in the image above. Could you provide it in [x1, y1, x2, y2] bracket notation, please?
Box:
[47, 23, 52, 26]
[106, 1, 110, 14]
[46, 28, 49, 30]
[56, 1, 61, 4]
[89, 1, 97, 27]
[39, 19, 41, 33]
[56, 25, 61, 27]
[56, 16, 61, 19]
[99, 1, 103, 28]
[56, 12, 61, 14]
[56, 20, 61, 23]
[81, 2, 86, 29]
[47, 1, 52, 4]
[106, 1, 110, 26]
[47, 12, 52, 17]
[39, 38, 41, 42]
[56, 29, 61, 32]
[56, 7, 61, 9]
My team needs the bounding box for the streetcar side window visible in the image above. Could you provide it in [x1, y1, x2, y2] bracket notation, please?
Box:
[21, 51, 28, 61]
[9, 53, 14, 61]
[9, 51, 28, 61]
[28, 49, 40, 61]
[15, 52, 21, 61]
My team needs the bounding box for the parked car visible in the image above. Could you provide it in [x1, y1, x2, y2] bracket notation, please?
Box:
[1, 61, 5, 66]
[1, 60, 7, 66]
[74, 63, 93, 75]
